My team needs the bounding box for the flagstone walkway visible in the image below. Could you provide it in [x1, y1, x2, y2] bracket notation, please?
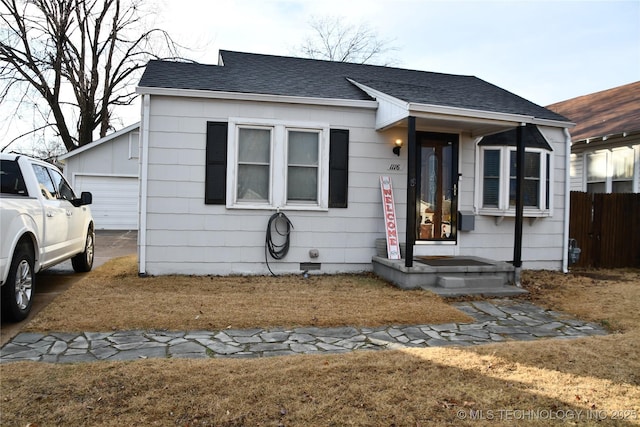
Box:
[0, 299, 607, 364]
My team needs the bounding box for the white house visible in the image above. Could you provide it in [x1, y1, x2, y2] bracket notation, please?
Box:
[59, 123, 140, 230]
[135, 50, 574, 280]
[547, 81, 640, 194]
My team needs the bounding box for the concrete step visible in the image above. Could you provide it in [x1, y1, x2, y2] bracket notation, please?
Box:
[437, 275, 504, 289]
[425, 286, 528, 297]
[426, 275, 528, 297]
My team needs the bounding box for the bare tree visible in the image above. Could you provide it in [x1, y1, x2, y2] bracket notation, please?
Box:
[0, 0, 182, 152]
[297, 16, 398, 65]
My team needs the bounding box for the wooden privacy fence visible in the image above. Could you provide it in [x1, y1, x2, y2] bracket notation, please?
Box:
[569, 192, 640, 268]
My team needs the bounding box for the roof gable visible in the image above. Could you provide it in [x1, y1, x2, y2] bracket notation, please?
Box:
[58, 122, 140, 160]
[138, 50, 569, 124]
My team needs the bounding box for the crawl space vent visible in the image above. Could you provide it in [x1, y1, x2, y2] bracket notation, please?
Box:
[300, 262, 321, 271]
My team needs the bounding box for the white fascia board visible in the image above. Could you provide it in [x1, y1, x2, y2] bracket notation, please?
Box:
[58, 122, 140, 160]
[348, 79, 409, 130]
[135, 86, 377, 110]
[410, 103, 533, 125]
[410, 103, 574, 129]
[530, 117, 576, 129]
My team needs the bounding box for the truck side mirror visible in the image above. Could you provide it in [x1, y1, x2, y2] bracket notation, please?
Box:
[80, 191, 92, 205]
[71, 191, 92, 207]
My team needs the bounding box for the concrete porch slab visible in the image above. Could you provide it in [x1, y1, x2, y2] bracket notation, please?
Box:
[372, 256, 528, 297]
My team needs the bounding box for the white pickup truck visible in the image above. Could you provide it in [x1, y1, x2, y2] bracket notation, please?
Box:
[0, 153, 95, 321]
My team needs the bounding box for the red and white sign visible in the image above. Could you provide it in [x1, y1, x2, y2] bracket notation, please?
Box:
[380, 176, 401, 260]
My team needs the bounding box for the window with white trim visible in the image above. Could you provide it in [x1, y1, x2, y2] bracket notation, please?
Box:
[586, 151, 606, 193]
[287, 129, 320, 203]
[477, 125, 553, 216]
[478, 146, 552, 216]
[227, 118, 329, 210]
[508, 150, 550, 208]
[128, 132, 140, 159]
[586, 147, 635, 193]
[237, 127, 271, 202]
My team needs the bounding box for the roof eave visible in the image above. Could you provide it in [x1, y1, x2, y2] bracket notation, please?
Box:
[135, 86, 378, 109]
[409, 103, 574, 129]
[348, 79, 574, 133]
[572, 129, 640, 146]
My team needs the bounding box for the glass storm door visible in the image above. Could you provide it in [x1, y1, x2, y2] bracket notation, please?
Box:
[417, 132, 459, 241]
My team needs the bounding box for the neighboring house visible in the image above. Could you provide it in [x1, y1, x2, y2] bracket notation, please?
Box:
[135, 50, 573, 277]
[59, 123, 140, 230]
[547, 81, 640, 194]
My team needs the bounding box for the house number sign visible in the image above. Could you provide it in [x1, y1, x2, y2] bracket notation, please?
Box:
[380, 176, 401, 260]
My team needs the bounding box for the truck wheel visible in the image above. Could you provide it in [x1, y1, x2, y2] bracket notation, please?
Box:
[72, 228, 94, 273]
[1, 244, 35, 322]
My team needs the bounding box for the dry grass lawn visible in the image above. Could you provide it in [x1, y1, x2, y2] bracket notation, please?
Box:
[1, 259, 639, 426]
[24, 255, 471, 332]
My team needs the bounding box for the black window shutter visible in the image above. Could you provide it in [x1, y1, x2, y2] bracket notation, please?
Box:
[329, 129, 349, 208]
[205, 121, 228, 204]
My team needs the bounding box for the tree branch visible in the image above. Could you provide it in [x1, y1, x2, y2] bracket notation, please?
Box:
[296, 15, 399, 65]
[1, 0, 187, 151]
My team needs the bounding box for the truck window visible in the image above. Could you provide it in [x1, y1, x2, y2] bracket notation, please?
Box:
[0, 159, 29, 196]
[32, 164, 58, 200]
[47, 167, 76, 201]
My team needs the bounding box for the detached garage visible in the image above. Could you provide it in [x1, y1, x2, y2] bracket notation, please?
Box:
[59, 123, 140, 230]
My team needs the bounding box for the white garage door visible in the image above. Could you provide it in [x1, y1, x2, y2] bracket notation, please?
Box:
[75, 175, 138, 230]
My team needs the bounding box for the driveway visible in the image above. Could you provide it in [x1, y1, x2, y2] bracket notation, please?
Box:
[0, 230, 137, 346]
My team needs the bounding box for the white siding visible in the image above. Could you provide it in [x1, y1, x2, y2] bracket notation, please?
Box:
[142, 96, 406, 275]
[570, 152, 585, 191]
[63, 130, 139, 178]
[141, 96, 568, 275]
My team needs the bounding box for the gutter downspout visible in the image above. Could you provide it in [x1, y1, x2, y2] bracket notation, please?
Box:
[562, 128, 572, 273]
[138, 94, 151, 276]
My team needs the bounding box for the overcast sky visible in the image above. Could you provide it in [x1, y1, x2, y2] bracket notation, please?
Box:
[3, 0, 639, 153]
[158, 0, 640, 106]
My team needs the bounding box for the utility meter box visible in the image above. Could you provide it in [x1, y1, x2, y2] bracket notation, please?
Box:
[568, 238, 581, 265]
[458, 211, 475, 231]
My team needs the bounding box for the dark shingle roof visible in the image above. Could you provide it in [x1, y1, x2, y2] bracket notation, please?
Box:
[138, 50, 569, 123]
[546, 81, 640, 141]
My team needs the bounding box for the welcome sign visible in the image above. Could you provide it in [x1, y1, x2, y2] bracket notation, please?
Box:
[380, 176, 401, 260]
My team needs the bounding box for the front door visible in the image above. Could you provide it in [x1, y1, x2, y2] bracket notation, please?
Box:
[416, 132, 459, 241]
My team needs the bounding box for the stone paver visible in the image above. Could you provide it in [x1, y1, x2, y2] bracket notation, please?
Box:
[0, 299, 607, 363]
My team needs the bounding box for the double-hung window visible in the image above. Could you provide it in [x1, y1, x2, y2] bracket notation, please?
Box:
[586, 147, 635, 193]
[227, 118, 329, 210]
[477, 125, 553, 217]
[612, 148, 635, 193]
[237, 127, 272, 202]
[287, 130, 320, 203]
[508, 150, 549, 208]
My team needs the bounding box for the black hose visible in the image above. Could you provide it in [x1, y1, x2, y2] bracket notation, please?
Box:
[265, 211, 293, 276]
